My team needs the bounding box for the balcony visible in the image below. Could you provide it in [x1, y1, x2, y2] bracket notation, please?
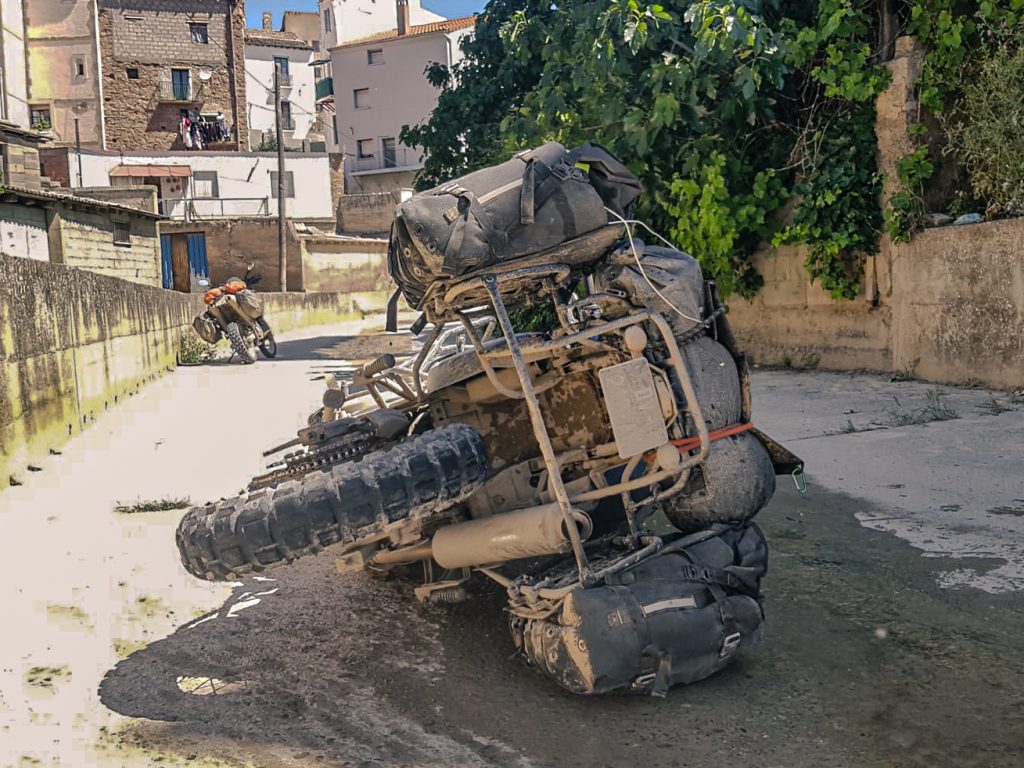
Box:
[157, 81, 204, 103]
[315, 77, 334, 102]
[275, 71, 293, 89]
[351, 146, 419, 174]
[280, 116, 296, 132]
[158, 197, 270, 220]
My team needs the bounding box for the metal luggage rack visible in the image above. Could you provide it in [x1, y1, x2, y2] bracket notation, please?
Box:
[399, 248, 712, 591]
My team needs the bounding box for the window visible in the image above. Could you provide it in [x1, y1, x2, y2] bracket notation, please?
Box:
[323, 8, 332, 31]
[280, 100, 292, 128]
[353, 88, 369, 109]
[273, 56, 289, 75]
[312, 41, 320, 52]
[270, 171, 295, 198]
[367, 49, 384, 65]
[30, 105, 51, 130]
[192, 171, 219, 198]
[381, 137, 397, 167]
[356, 138, 374, 159]
[189, 23, 209, 44]
[126, 67, 139, 79]
[72, 56, 86, 79]
[332, 116, 339, 145]
[171, 69, 190, 100]
[113, 221, 131, 246]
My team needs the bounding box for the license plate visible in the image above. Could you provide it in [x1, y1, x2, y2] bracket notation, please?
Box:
[598, 358, 669, 459]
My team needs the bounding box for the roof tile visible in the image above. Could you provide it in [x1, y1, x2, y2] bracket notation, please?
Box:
[335, 15, 476, 49]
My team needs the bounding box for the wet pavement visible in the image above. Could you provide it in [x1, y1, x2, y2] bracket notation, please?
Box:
[2, 325, 1023, 767]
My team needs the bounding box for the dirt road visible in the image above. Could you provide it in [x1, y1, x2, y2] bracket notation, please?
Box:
[4, 324, 1023, 768]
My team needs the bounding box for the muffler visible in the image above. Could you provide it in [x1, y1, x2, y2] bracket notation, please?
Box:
[433, 503, 593, 569]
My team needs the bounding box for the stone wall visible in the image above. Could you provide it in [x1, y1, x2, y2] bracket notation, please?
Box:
[97, 0, 247, 151]
[74, 186, 159, 213]
[0, 254, 358, 482]
[337, 192, 399, 234]
[300, 235, 390, 293]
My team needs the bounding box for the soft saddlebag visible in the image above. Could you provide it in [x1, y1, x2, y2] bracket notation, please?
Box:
[389, 142, 642, 307]
[192, 312, 221, 344]
[512, 523, 767, 695]
[236, 288, 264, 318]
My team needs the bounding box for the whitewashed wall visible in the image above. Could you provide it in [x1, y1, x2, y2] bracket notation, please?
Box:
[0, 203, 49, 261]
[244, 44, 316, 143]
[69, 150, 333, 219]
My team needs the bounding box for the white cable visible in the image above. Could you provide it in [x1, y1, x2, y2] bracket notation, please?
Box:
[603, 207, 702, 325]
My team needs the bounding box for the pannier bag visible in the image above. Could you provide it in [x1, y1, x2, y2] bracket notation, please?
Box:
[224, 279, 247, 295]
[512, 523, 768, 695]
[236, 288, 264, 318]
[192, 312, 221, 344]
[389, 142, 643, 307]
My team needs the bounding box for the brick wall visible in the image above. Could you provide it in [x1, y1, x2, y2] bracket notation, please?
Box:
[74, 186, 159, 214]
[56, 210, 161, 287]
[97, 0, 247, 151]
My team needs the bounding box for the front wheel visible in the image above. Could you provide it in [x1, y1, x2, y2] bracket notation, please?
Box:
[224, 321, 256, 364]
[175, 424, 489, 581]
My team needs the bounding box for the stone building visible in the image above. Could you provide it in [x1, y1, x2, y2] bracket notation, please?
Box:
[96, 0, 248, 151]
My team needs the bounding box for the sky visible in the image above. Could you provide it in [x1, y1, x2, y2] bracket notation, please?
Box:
[245, 0, 486, 29]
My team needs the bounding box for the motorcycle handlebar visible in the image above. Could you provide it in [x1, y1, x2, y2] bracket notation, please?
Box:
[360, 354, 396, 377]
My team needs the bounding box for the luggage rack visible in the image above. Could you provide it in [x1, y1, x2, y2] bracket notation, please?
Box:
[406, 244, 712, 589]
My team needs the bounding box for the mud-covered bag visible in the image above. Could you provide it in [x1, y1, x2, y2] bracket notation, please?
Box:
[192, 312, 221, 344]
[389, 142, 641, 307]
[236, 289, 264, 318]
[513, 523, 767, 695]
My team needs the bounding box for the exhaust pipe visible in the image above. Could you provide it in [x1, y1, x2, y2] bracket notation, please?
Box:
[431, 503, 592, 569]
[369, 504, 593, 569]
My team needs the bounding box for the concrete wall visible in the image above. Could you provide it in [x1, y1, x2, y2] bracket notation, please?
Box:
[245, 43, 315, 144]
[337, 192, 400, 233]
[0, 253, 359, 482]
[301, 235, 390, 293]
[728, 218, 1024, 390]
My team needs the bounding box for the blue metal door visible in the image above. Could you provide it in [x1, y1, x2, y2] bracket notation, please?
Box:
[160, 234, 173, 289]
[186, 232, 209, 287]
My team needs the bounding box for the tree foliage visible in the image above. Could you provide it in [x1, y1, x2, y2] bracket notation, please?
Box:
[406, 0, 897, 299]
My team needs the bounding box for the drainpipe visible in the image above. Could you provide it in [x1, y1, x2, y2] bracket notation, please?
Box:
[91, 0, 106, 149]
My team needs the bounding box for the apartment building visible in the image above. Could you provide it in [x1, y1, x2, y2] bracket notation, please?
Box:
[315, 0, 445, 154]
[245, 14, 316, 149]
[96, 0, 248, 151]
[331, 4, 474, 192]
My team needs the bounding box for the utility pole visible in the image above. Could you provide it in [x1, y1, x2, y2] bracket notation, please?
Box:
[274, 66, 288, 291]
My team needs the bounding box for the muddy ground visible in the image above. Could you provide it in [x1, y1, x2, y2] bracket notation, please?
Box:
[3, 321, 1023, 767]
[98, 485, 1024, 768]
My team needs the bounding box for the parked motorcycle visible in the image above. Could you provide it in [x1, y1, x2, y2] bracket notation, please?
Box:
[176, 144, 802, 696]
[192, 264, 276, 364]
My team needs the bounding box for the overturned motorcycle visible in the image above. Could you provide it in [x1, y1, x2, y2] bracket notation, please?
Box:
[176, 144, 802, 696]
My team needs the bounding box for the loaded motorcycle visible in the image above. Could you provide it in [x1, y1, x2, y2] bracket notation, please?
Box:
[175, 143, 802, 695]
[192, 264, 277, 364]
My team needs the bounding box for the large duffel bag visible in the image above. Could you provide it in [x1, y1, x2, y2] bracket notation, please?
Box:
[389, 142, 642, 307]
[512, 523, 768, 695]
[236, 288, 264, 318]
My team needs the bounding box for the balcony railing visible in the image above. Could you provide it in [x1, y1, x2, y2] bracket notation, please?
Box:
[275, 71, 293, 88]
[352, 146, 417, 173]
[280, 116, 296, 132]
[159, 197, 270, 220]
[157, 81, 204, 103]
[315, 77, 334, 101]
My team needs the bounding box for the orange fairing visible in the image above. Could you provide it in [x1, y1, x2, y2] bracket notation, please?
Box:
[224, 280, 247, 294]
[204, 287, 224, 305]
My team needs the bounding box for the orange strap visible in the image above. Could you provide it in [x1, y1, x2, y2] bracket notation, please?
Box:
[644, 421, 755, 463]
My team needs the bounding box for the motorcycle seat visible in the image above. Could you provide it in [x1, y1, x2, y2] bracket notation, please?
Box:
[424, 333, 546, 393]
